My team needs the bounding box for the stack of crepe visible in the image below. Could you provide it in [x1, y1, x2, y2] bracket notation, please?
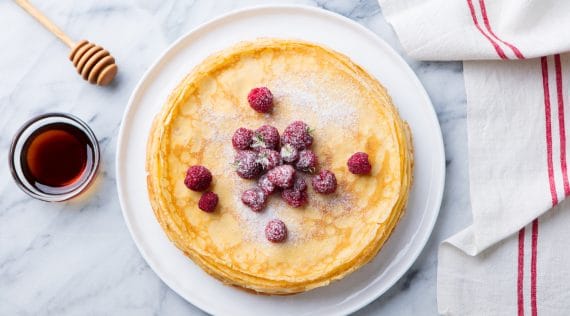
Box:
[146, 39, 413, 294]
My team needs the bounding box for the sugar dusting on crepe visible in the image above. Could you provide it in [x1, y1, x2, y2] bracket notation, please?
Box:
[271, 72, 359, 128]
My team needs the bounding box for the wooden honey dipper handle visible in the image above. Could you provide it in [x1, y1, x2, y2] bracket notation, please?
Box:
[14, 0, 74, 48]
[14, 0, 117, 86]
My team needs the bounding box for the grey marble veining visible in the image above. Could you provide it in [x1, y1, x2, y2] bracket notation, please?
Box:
[0, 0, 470, 315]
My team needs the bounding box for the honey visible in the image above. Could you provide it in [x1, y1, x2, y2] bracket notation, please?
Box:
[19, 122, 95, 195]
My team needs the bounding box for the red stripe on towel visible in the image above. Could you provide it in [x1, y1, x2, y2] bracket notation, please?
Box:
[466, 0, 508, 59]
[517, 228, 525, 316]
[531, 219, 539, 316]
[479, 0, 525, 59]
[542, 56, 558, 205]
[554, 54, 570, 196]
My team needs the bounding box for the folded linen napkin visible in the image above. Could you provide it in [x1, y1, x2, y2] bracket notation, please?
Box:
[379, 0, 570, 61]
[378, 0, 570, 314]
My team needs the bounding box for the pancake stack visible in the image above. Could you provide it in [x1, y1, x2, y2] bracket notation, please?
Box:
[146, 39, 413, 294]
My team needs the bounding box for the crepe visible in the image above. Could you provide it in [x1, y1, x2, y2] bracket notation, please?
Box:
[146, 38, 413, 294]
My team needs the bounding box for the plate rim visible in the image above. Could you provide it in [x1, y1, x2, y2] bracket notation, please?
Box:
[116, 4, 445, 315]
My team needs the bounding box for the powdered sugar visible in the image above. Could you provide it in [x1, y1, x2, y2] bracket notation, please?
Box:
[230, 172, 354, 245]
[188, 70, 359, 246]
[271, 73, 358, 128]
[195, 105, 241, 143]
[232, 189, 302, 244]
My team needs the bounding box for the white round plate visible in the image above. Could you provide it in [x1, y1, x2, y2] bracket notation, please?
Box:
[116, 5, 444, 316]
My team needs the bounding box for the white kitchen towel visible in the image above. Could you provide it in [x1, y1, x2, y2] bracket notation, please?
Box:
[440, 55, 570, 315]
[378, 0, 570, 61]
[453, 55, 570, 255]
[440, 201, 570, 315]
[377, 0, 570, 314]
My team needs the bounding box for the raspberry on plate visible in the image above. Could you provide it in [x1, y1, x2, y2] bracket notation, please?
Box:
[184, 165, 212, 191]
[234, 150, 262, 179]
[252, 125, 280, 151]
[280, 143, 299, 163]
[295, 150, 318, 173]
[257, 148, 282, 170]
[247, 87, 274, 113]
[281, 121, 313, 150]
[267, 165, 295, 188]
[258, 174, 276, 195]
[265, 219, 288, 243]
[241, 187, 267, 212]
[232, 127, 254, 150]
[347, 152, 372, 175]
[312, 170, 337, 194]
[198, 191, 218, 212]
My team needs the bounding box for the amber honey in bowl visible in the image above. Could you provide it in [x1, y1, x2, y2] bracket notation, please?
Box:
[21, 122, 95, 194]
[9, 113, 100, 201]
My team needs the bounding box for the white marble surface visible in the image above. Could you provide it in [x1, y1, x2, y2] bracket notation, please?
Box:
[0, 0, 470, 315]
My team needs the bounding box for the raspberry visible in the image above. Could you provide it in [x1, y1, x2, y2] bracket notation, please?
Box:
[247, 87, 274, 113]
[232, 127, 254, 150]
[293, 176, 308, 192]
[347, 152, 372, 175]
[252, 125, 280, 151]
[282, 189, 308, 208]
[258, 174, 276, 195]
[312, 170, 337, 194]
[281, 121, 313, 150]
[265, 219, 288, 243]
[241, 187, 267, 212]
[257, 148, 282, 170]
[281, 176, 308, 208]
[267, 165, 295, 188]
[234, 150, 262, 179]
[280, 143, 299, 163]
[295, 150, 318, 173]
[198, 191, 218, 212]
[184, 165, 212, 191]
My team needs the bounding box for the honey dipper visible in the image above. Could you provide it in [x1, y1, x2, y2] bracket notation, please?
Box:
[15, 0, 118, 86]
